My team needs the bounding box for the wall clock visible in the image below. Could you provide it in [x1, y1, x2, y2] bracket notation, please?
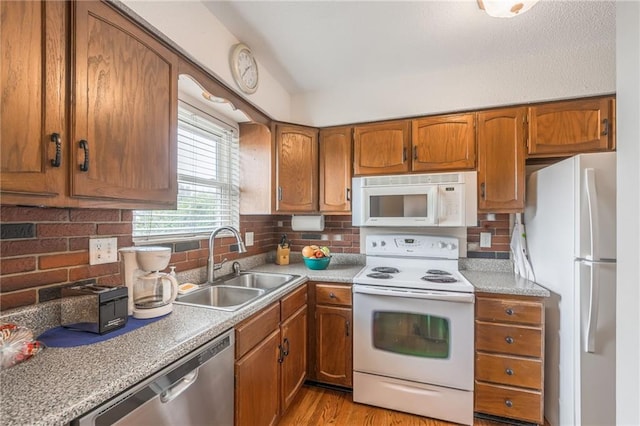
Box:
[230, 43, 259, 94]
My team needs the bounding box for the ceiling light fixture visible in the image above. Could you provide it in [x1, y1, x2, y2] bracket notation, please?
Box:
[477, 0, 539, 18]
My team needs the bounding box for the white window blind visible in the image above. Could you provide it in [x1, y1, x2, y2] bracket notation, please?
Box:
[133, 101, 240, 242]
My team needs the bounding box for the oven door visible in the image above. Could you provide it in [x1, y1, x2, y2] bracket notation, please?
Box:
[353, 285, 474, 391]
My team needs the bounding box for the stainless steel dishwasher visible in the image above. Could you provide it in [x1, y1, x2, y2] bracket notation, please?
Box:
[74, 329, 234, 426]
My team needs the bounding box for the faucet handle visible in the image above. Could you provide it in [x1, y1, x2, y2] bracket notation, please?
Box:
[214, 258, 228, 271]
[232, 262, 241, 276]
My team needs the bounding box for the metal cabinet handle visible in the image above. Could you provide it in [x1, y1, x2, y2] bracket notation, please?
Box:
[480, 182, 486, 200]
[345, 320, 350, 337]
[505, 400, 513, 408]
[277, 186, 283, 201]
[602, 118, 609, 136]
[79, 140, 89, 172]
[277, 344, 284, 363]
[50, 133, 61, 167]
[283, 338, 290, 357]
[413, 146, 417, 160]
[505, 308, 514, 316]
[505, 336, 514, 344]
[346, 188, 351, 201]
[329, 292, 336, 299]
[402, 147, 407, 163]
[505, 368, 514, 376]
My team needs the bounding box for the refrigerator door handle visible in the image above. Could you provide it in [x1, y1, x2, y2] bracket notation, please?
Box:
[584, 168, 600, 261]
[580, 259, 600, 353]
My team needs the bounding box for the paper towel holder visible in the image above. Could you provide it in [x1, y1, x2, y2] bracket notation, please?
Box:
[291, 214, 325, 232]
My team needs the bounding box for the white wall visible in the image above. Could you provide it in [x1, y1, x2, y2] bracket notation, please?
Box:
[122, 0, 292, 122]
[616, 2, 640, 424]
[291, 40, 615, 127]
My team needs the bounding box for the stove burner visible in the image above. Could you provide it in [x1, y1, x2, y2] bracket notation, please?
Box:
[367, 272, 394, 279]
[426, 269, 452, 276]
[371, 266, 400, 274]
[421, 275, 459, 283]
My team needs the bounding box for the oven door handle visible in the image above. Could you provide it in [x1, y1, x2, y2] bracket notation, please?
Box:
[353, 285, 475, 303]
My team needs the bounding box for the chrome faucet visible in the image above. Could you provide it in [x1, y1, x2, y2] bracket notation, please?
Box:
[207, 226, 247, 282]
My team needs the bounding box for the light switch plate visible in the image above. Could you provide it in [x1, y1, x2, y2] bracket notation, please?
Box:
[480, 232, 492, 248]
[89, 237, 118, 265]
[245, 231, 254, 246]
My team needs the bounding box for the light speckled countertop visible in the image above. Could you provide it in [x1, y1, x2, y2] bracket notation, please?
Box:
[1, 259, 548, 425]
[462, 270, 550, 297]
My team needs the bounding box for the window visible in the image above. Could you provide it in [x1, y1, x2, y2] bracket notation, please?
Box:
[133, 101, 240, 242]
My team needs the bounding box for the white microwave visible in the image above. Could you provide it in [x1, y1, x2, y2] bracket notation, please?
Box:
[352, 171, 477, 227]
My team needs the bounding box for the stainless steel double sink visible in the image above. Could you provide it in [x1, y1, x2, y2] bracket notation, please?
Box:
[174, 272, 299, 311]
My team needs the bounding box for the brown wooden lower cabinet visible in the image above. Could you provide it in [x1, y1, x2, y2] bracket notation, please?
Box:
[474, 293, 545, 425]
[235, 284, 307, 426]
[308, 282, 353, 388]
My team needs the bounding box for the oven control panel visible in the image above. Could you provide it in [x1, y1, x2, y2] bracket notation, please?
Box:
[365, 235, 459, 259]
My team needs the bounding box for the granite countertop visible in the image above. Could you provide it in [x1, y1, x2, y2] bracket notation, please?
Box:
[0, 262, 363, 426]
[461, 270, 550, 297]
[2, 259, 549, 425]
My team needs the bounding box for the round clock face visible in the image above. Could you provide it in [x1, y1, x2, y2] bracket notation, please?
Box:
[231, 44, 259, 94]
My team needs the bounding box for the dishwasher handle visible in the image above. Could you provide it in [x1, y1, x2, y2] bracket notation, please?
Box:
[159, 368, 199, 403]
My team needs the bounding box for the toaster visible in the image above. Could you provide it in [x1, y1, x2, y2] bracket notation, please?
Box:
[61, 284, 128, 334]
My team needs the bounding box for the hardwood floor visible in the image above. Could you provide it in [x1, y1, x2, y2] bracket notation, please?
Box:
[278, 384, 510, 426]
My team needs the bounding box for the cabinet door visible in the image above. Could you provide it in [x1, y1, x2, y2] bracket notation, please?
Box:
[528, 97, 614, 158]
[235, 329, 281, 426]
[477, 108, 526, 212]
[275, 124, 318, 212]
[0, 1, 66, 199]
[319, 127, 352, 213]
[315, 305, 352, 387]
[412, 113, 476, 172]
[280, 305, 308, 413]
[353, 121, 410, 175]
[72, 1, 178, 205]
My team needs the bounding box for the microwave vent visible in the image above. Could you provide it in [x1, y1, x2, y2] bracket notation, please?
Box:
[362, 173, 462, 187]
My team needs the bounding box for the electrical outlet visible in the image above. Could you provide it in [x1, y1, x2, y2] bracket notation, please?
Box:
[277, 221, 283, 227]
[245, 232, 254, 246]
[89, 237, 118, 265]
[480, 232, 492, 248]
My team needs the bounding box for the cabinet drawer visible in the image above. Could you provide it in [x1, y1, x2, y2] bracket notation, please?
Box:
[281, 284, 307, 320]
[475, 381, 543, 424]
[316, 284, 352, 306]
[476, 321, 542, 358]
[476, 353, 542, 390]
[476, 297, 543, 325]
[236, 303, 280, 359]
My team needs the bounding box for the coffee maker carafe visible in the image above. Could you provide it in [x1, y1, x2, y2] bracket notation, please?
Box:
[120, 247, 178, 319]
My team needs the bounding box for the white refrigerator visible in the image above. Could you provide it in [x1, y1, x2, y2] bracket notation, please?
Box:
[525, 152, 616, 426]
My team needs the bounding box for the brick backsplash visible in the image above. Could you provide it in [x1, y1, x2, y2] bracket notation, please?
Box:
[466, 213, 511, 259]
[1, 205, 504, 311]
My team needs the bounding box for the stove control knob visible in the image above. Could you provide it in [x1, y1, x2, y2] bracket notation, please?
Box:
[437, 241, 446, 249]
[371, 241, 377, 248]
[381, 241, 386, 247]
[447, 243, 457, 250]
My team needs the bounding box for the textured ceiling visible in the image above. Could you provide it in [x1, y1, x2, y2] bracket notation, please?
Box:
[203, 1, 615, 95]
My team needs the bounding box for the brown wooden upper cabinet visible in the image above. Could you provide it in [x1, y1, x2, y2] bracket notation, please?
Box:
[1, 0, 178, 209]
[527, 97, 615, 158]
[1, 1, 67, 201]
[477, 107, 526, 213]
[411, 113, 476, 172]
[353, 120, 411, 175]
[319, 127, 353, 213]
[71, 1, 178, 205]
[275, 124, 319, 212]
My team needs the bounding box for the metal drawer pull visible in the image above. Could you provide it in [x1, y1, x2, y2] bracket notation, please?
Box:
[505, 368, 514, 376]
[505, 308, 514, 315]
[329, 292, 336, 298]
[283, 338, 290, 356]
[345, 320, 350, 337]
[505, 336, 514, 344]
[505, 400, 513, 408]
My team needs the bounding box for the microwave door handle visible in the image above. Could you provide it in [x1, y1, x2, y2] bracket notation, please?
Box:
[429, 186, 438, 225]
